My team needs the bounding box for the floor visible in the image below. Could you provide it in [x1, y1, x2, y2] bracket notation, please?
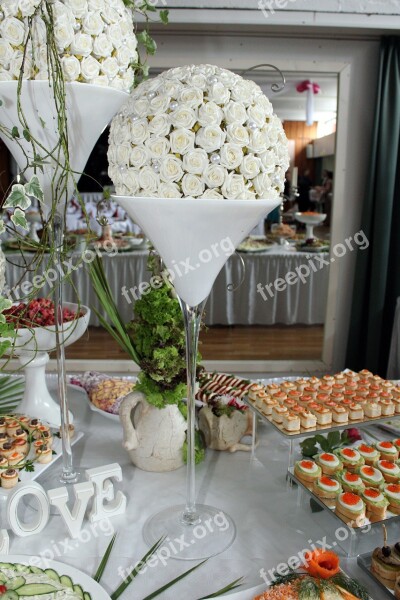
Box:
[64, 325, 324, 361]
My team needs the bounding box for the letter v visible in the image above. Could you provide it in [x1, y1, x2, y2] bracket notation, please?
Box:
[48, 482, 94, 539]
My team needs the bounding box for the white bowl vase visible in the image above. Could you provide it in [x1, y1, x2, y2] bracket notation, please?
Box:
[7, 303, 90, 425]
[295, 211, 327, 240]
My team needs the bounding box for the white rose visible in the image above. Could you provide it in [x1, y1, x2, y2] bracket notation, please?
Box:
[240, 154, 261, 179]
[3, 1, 19, 18]
[115, 143, 131, 166]
[163, 79, 182, 97]
[70, 32, 93, 57]
[158, 182, 182, 199]
[80, 55, 101, 80]
[222, 173, 246, 199]
[130, 145, 149, 169]
[191, 73, 207, 90]
[126, 36, 137, 54]
[0, 41, 13, 69]
[133, 97, 150, 118]
[149, 94, 170, 116]
[207, 82, 230, 105]
[231, 81, 254, 106]
[127, 119, 148, 146]
[181, 174, 204, 197]
[198, 101, 223, 127]
[179, 87, 203, 108]
[138, 166, 160, 195]
[160, 155, 184, 183]
[226, 124, 249, 147]
[145, 137, 170, 159]
[35, 44, 48, 72]
[52, 2, 71, 21]
[35, 70, 49, 80]
[256, 94, 273, 114]
[61, 55, 80, 82]
[183, 148, 208, 175]
[65, 0, 87, 18]
[223, 100, 247, 125]
[220, 143, 244, 170]
[253, 172, 273, 197]
[124, 168, 139, 195]
[170, 128, 195, 155]
[90, 75, 109, 86]
[88, 0, 105, 10]
[101, 6, 119, 25]
[115, 45, 132, 67]
[247, 104, 267, 128]
[259, 150, 276, 173]
[31, 16, 46, 44]
[18, 0, 38, 17]
[170, 106, 197, 130]
[243, 188, 257, 200]
[248, 130, 268, 153]
[121, 69, 134, 92]
[100, 56, 119, 79]
[196, 125, 226, 152]
[9, 50, 33, 79]
[93, 33, 113, 58]
[202, 189, 224, 199]
[82, 11, 104, 35]
[54, 20, 75, 50]
[106, 23, 123, 48]
[0, 17, 26, 46]
[203, 164, 226, 189]
[0, 71, 13, 81]
[148, 113, 171, 137]
[120, 20, 136, 42]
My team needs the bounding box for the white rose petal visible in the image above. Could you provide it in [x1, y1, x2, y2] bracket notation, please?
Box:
[159, 182, 182, 199]
[170, 128, 195, 155]
[130, 145, 149, 169]
[70, 32, 93, 57]
[101, 56, 119, 79]
[82, 11, 104, 36]
[170, 107, 197, 130]
[93, 33, 113, 58]
[129, 119, 149, 145]
[65, 0, 87, 18]
[145, 137, 171, 159]
[181, 173, 204, 197]
[54, 19, 75, 50]
[0, 17, 26, 46]
[148, 114, 171, 138]
[196, 125, 226, 153]
[139, 166, 160, 194]
[88, 0, 105, 10]
[183, 148, 208, 175]
[81, 55, 101, 80]
[248, 130, 268, 153]
[160, 155, 184, 183]
[115, 143, 131, 166]
[0, 41, 14, 69]
[254, 172, 274, 197]
[203, 164, 226, 189]
[179, 87, 204, 108]
[202, 189, 224, 199]
[101, 6, 120, 25]
[222, 173, 246, 199]
[240, 154, 261, 179]
[226, 124, 249, 147]
[223, 100, 247, 125]
[198, 101, 223, 127]
[61, 55, 80, 82]
[207, 82, 230, 105]
[124, 168, 140, 195]
[90, 75, 109, 86]
[220, 143, 244, 170]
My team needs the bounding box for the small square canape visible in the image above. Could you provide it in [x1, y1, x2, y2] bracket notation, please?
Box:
[282, 412, 301, 433]
[271, 405, 288, 423]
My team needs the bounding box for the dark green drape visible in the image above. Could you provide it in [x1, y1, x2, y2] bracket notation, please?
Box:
[346, 36, 400, 376]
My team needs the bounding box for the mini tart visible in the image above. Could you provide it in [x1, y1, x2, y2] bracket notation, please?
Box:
[0, 457, 8, 469]
[330, 392, 344, 402]
[281, 381, 296, 392]
[358, 465, 385, 489]
[298, 394, 314, 407]
[365, 400, 382, 418]
[260, 398, 278, 416]
[335, 448, 364, 471]
[356, 386, 370, 398]
[7, 451, 24, 466]
[359, 369, 373, 378]
[1, 468, 19, 489]
[0, 442, 14, 458]
[394, 438, 400, 451]
[322, 375, 335, 384]
[338, 471, 365, 493]
[271, 405, 288, 423]
[384, 483, 400, 514]
[335, 491, 365, 523]
[295, 378, 309, 392]
[353, 395, 367, 406]
[313, 475, 342, 499]
[303, 386, 317, 398]
[361, 487, 389, 518]
[248, 383, 264, 401]
[371, 546, 400, 588]
[27, 418, 41, 433]
[378, 460, 400, 483]
[6, 420, 20, 437]
[331, 405, 349, 424]
[376, 441, 399, 462]
[392, 397, 400, 414]
[316, 393, 330, 404]
[272, 391, 287, 403]
[358, 444, 380, 465]
[315, 453, 343, 475]
[0, 417, 6, 434]
[282, 412, 300, 432]
[299, 410, 317, 429]
[380, 388, 394, 398]
[287, 389, 302, 401]
[310, 406, 332, 425]
[348, 402, 364, 420]
[381, 399, 395, 416]
[266, 383, 280, 394]
[343, 391, 357, 402]
[33, 425, 51, 439]
[318, 384, 332, 394]
[36, 446, 53, 464]
[331, 383, 345, 393]
[16, 415, 30, 427]
[254, 391, 268, 408]
[392, 387, 400, 399]
[59, 424, 75, 439]
[12, 438, 28, 456]
[294, 460, 321, 483]
[12, 428, 27, 441]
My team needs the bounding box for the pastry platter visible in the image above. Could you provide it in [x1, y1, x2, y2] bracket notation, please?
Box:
[237, 235, 278, 253]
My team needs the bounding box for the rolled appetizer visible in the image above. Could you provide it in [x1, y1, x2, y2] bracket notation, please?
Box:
[294, 460, 321, 484]
[1, 468, 19, 489]
[0, 417, 6, 434]
[384, 483, 400, 515]
[376, 441, 399, 462]
[358, 443, 380, 466]
[338, 471, 365, 494]
[314, 452, 343, 476]
[313, 475, 342, 500]
[335, 491, 365, 524]
[358, 465, 385, 489]
[378, 460, 400, 484]
[334, 447, 364, 472]
[361, 487, 389, 519]
[7, 451, 24, 466]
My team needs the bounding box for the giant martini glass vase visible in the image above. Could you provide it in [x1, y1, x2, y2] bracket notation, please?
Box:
[0, 81, 127, 485]
[114, 195, 281, 559]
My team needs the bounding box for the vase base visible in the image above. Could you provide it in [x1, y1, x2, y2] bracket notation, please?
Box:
[143, 503, 236, 561]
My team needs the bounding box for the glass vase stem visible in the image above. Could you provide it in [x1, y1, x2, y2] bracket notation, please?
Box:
[180, 299, 206, 525]
[53, 214, 76, 483]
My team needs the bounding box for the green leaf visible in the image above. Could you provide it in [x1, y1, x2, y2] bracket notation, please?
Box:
[11, 208, 29, 230]
[197, 577, 244, 599]
[39, 117, 46, 128]
[25, 175, 44, 203]
[22, 128, 31, 142]
[160, 9, 169, 24]
[4, 184, 32, 210]
[140, 2, 157, 12]
[0, 99, 3, 106]
[0, 340, 11, 359]
[0, 297, 12, 313]
[327, 430, 341, 447]
[94, 533, 117, 583]
[141, 560, 208, 600]
[137, 30, 157, 55]
[11, 126, 20, 138]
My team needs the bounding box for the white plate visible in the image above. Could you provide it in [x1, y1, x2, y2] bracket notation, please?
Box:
[0, 556, 111, 600]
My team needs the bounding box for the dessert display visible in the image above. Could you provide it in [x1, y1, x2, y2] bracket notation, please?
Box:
[0, 413, 57, 489]
[255, 548, 370, 599]
[246, 370, 400, 436]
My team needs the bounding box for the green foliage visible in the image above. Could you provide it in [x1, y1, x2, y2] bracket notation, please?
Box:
[183, 430, 206, 465]
[135, 372, 186, 408]
[300, 430, 354, 457]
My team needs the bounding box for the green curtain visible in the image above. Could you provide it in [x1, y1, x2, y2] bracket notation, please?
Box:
[346, 36, 400, 376]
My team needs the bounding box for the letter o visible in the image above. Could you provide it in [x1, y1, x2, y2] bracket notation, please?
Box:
[198, 249, 212, 263]
[193, 524, 207, 539]
[335, 527, 349, 542]
[333, 243, 346, 258]
[7, 482, 50, 537]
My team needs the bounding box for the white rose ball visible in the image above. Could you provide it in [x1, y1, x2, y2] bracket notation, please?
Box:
[160, 155, 184, 183]
[82, 11, 104, 36]
[139, 166, 160, 194]
[130, 145, 149, 169]
[182, 173, 204, 197]
[0, 17, 26, 46]
[170, 128, 195, 155]
[220, 143, 244, 170]
[223, 100, 247, 125]
[148, 114, 171, 138]
[203, 164, 226, 189]
[183, 148, 208, 175]
[61, 55, 80, 82]
[0, 41, 13, 69]
[159, 182, 182, 198]
[101, 56, 119, 79]
[80, 55, 101, 80]
[226, 124, 250, 147]
[198, 101, 223, 127]
[145, 137, 171, 159]
[70, 32, 93, 57]
[93, 33, 113, 58]
[222, 173, 246, 199]
[196, 125, 226, 153]
[170, 107, 197, 130]
[240, 154, 261, 179]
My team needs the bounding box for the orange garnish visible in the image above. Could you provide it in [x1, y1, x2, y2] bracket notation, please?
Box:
[394, 439, 400, 446]
[342, 448, 356, 458]
[342, 492, 361, 505]
[320, 453, 335, 461]
[320, 476, 337, 487]
[380, 442, 394, 449]
[380, 460, 396, 469]
[364, 488, 380, 498]
[387, 484, 400, 493]
[359, 444, 373, 453]
[303, 548, 340, 579]
[345, 473, 359, 482]
[301, 461, 314, 469]
[363, 466, 375, 476]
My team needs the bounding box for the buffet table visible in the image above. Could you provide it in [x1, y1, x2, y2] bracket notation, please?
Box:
[4, 247, 329, 326]
[0, 379, 384, 599]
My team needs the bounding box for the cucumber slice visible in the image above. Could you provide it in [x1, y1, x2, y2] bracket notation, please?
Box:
[44, 569, 60, 582]
[28, 567, 44, 575]
[83, 593, 92, 600]
[0, 563, 13, 569]
[73, 584, 84, 599]
[0, 573, 7, 583]
[14, 583, 58, 596]
[14, 565, 30, 574]
[1, 591, 18, 600]
[60, 574, 73, 588]
[5, 576, 25, 590]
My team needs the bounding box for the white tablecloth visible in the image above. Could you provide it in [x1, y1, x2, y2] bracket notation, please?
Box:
[4, 248, 329, 326]
[0, 381, 384, 599]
